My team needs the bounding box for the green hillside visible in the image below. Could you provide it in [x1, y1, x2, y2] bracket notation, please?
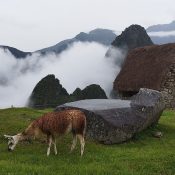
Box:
[0, 108, 175, 175]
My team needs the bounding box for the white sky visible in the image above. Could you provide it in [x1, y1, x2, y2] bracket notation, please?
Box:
[0, 0, 175, 51]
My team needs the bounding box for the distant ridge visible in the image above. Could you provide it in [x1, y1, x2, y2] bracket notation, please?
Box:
[150, 35, 175, 45]
[0, 45, 31, 58]
[0, 28, 116, 59]
[37, 28, 116, 55]
[147, 20, 175, 32]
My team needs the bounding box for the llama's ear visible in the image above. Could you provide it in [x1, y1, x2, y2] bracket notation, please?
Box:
[4, 135, 13, 139]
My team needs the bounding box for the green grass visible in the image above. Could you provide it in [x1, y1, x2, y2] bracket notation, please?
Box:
[0, 108, 175, 175]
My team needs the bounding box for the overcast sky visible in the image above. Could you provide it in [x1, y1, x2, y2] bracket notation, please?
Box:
[0, 0, 175, 51]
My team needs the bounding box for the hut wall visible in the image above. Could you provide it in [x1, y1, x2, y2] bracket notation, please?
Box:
[160, 64, 175, 108]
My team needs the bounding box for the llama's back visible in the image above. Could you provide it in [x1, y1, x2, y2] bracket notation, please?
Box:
[33, 109, 86, 135]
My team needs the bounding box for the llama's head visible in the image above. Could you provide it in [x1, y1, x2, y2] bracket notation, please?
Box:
[4, 134, 22, 151]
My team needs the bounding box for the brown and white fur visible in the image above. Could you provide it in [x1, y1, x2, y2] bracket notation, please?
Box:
[4, 109, 86, 156]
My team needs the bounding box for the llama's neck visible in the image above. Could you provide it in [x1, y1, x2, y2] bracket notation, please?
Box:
[22, 121, 42, 140]
[22, 123, 37, 140]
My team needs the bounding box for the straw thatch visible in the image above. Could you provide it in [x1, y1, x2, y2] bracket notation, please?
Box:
[114, 43, 175, 107]
[114, 43, 175, 91]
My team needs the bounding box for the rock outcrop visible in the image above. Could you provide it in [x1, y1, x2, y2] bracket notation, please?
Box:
[79, 84, 107, 99]
[28, 75, 107, 108]
[70, 85, 107, 101]
[111, 25, 153, 51]
[56, 88, 165, 144]
[106, 25, 153, 59]
[28, 75, 69, 108]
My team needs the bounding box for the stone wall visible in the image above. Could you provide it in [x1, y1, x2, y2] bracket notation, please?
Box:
[160, 64, 175, 108]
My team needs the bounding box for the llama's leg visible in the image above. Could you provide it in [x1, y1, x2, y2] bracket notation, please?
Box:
[70, 134, 77, 152]
[52, 136, 57, 155]
[77, 134, 85, 156]
[47, 135, 52, 156]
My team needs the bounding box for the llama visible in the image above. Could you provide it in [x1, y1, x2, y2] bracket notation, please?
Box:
[4, 109, 86, 156]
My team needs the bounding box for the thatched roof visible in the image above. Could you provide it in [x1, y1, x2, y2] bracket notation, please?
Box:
[114, 43, 175, 92]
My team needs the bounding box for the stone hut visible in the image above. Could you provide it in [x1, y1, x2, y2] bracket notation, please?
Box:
[114, 43, 175, 108]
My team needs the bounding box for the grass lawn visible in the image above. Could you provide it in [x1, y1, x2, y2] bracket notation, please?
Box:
[0, 108, 175, 175]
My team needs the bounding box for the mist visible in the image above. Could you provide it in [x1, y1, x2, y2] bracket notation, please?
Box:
[148, 31, 175, 37]
[0, 42, 125, 108]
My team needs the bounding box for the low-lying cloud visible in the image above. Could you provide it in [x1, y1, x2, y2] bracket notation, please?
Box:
[0, 42, 125, 108]
[148, 31, 175, 37]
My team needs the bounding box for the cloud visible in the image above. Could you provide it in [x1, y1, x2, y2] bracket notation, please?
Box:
[148, 31, 175, 37]
[0, 42, 125, 108]
[0, 0, 175, 51]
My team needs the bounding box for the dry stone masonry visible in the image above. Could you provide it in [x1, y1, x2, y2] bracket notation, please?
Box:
[161, 64, 175, 108]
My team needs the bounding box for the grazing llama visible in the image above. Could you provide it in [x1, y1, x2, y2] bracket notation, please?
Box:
[4, 109, 86, 156]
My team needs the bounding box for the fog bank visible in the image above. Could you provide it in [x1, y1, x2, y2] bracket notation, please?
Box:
[0, 42, 125, 108]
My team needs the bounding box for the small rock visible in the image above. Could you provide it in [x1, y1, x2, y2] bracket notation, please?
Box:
[152, 131, 163, 138]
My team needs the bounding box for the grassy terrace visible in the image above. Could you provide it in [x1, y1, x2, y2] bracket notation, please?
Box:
[0, 108, 175, 175]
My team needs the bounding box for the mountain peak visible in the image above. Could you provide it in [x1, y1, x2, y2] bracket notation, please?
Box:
[111, 24, 153, 51]
[89, 28, 115, 35]
[75, 28, 116, 45]
[75, 32, 89, 40]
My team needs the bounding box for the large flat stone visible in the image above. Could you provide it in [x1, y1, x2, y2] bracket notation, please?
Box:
[55, 88, 165, 144]
[59, 99, 131, 111]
